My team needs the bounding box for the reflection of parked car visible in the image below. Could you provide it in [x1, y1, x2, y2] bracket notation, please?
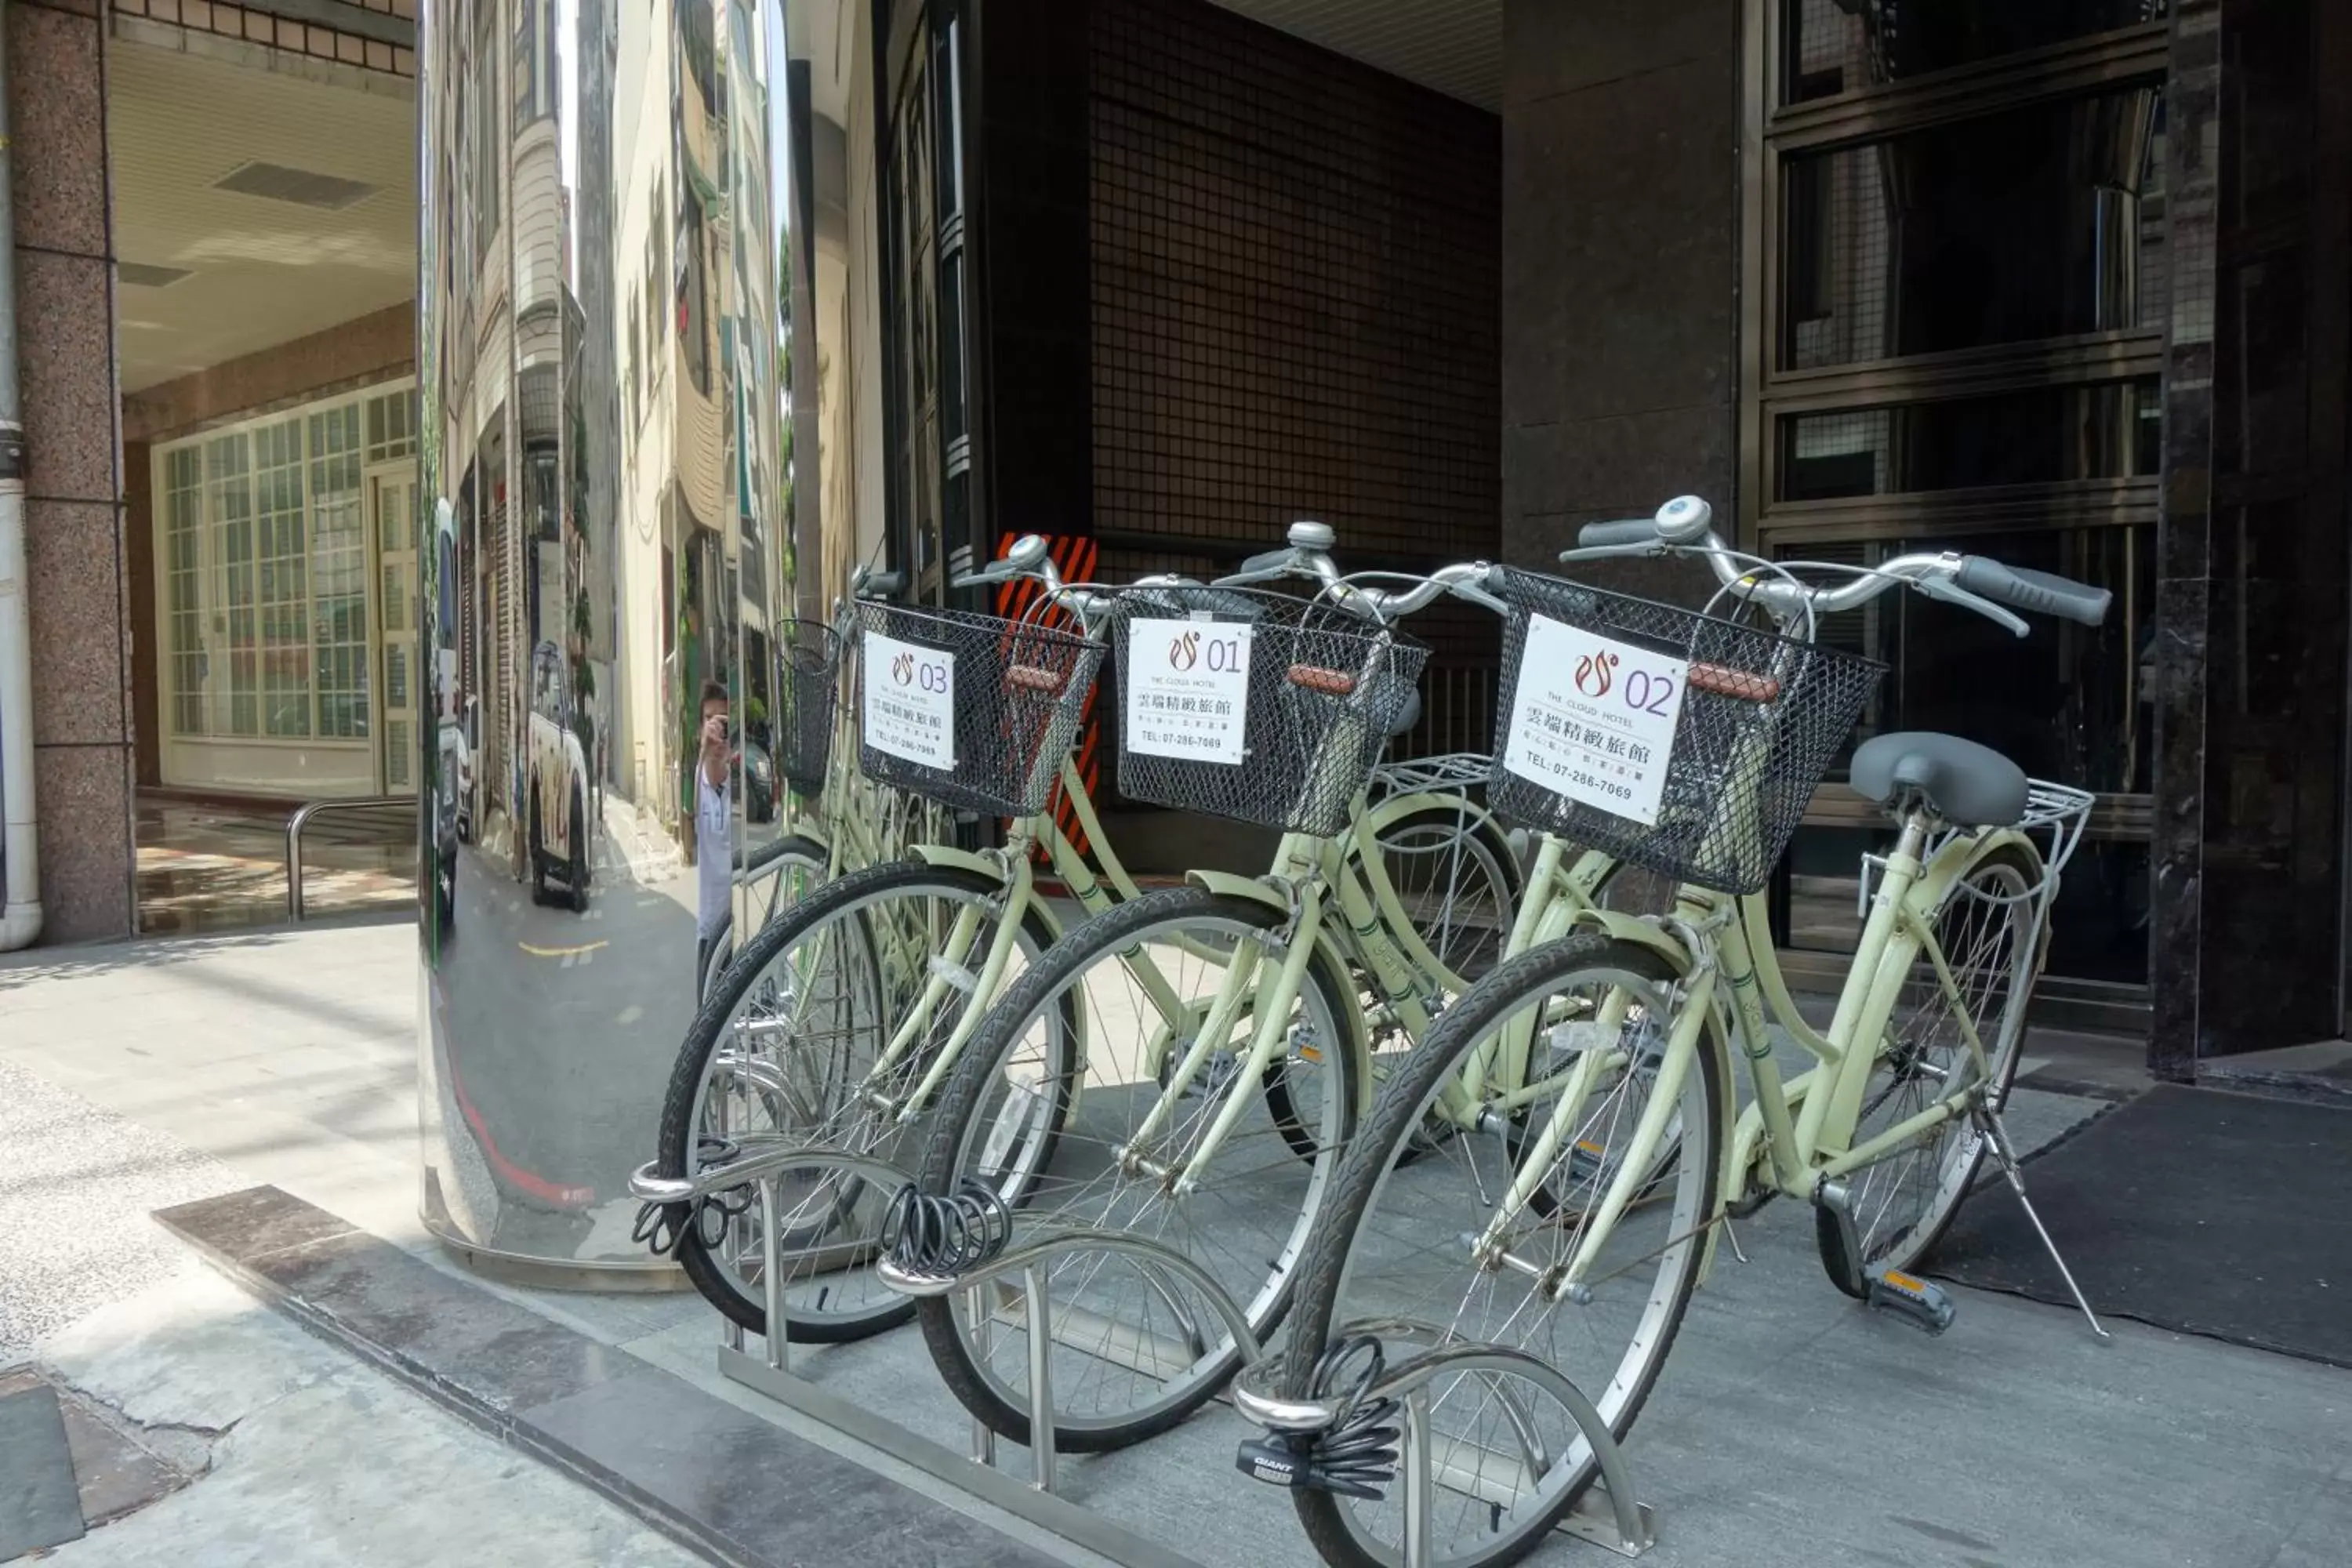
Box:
[527, 641, 592, 911]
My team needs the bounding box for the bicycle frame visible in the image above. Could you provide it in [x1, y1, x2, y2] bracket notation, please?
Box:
[1133, 785, 1592, 1190]
[1491, 807, 2046, 1296]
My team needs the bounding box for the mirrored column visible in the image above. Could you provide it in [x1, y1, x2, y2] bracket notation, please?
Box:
[418, 0, 793, 1279]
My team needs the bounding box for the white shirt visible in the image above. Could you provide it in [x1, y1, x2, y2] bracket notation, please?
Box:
[696, 771, 731, 939]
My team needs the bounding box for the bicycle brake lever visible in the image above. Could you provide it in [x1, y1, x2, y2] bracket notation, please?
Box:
[1914, 575, 2031, 638]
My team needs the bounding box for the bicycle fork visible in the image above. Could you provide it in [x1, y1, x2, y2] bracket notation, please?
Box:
[1468, 968, 1715, 1302]
[1123, 882, 1327, 1196]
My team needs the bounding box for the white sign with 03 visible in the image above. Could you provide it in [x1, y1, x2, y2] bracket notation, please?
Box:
[862, 628, 956, 768]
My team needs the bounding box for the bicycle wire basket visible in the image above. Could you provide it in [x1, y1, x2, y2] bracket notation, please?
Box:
[1486, 565, 1886, 895]
[774, 619, 844, 791]
[1110, 585, 1430, 837]
[853, 600, 1105, 818]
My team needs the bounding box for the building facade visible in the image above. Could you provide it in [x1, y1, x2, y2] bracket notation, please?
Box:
[7, 0, 2347, 1080]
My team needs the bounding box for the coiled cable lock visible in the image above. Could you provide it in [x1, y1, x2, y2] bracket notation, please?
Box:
[1234, 1335, 1401, 1501]
[880, 1180, 1015, 1278]
[630, 1136, 753, 1259]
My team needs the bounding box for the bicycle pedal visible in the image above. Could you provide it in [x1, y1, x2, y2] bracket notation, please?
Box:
[1867, 1269, 1956, 1334]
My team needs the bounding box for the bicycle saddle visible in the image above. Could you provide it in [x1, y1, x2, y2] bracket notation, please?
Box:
[1849, 731, 2028, 828]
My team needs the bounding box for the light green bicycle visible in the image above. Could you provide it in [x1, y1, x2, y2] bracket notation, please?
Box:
[1271, 496, 2114, 1568]
[909, 547, 1628, 1451]
[643, 536, 1522, 1342]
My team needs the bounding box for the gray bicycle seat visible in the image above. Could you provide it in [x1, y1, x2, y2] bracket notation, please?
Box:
[1849, 731, 2029, 828]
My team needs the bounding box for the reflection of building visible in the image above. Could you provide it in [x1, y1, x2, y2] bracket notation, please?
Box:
[610, 0, 739, 840]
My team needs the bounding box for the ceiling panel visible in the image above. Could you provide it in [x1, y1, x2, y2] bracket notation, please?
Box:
[110, 41, 416, 393]
[1205, 0, 1502, 111]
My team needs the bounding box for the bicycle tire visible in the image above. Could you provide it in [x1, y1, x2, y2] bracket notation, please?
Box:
[915, 885, 1361, 1452]
[697, 833, 829, 1003]
[1815, 840, 2040, 1295]
[1283, 932, 1722, 1568]
[657, 858, 1070, 1341]
[1361, 797, 1523, 987]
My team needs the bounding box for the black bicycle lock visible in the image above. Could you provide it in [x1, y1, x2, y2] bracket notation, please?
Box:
[1236, 1335, 1402, 1501]
[631, 1136, 751, 1258]
[880, 1179, 1015, 1277]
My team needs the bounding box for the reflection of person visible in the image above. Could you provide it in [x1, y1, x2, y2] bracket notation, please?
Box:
[695, 679, 731, 984]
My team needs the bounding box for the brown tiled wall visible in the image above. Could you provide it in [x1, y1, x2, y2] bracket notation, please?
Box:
[11, 0, 136, 942]
[122, 302, 414, 443]
[113, 0, 416, 78]
[1088, 0, 1503, 568]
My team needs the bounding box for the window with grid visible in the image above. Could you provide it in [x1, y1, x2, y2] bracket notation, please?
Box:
[208, 433, 260, 737]
[160, 383, 414, 747]
[310, 404, 370, 739]
[1751, 0, 2168, 985]
[164, 447, 206, 735]
[366, 389, 417, 463]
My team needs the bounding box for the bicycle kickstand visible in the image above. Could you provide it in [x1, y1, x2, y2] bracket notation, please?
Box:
[1973, 1106, 2111, 1342]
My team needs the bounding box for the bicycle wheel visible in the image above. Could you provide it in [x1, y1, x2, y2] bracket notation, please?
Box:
[1817, 842, 2040, 1294]
[655, 858, 1073, 1341]
[697, 833, 828, 1003]
[1364, 798, 1520, 987]
[915, 885, 1359, 1451]
[1283, 933, 1722, 1568]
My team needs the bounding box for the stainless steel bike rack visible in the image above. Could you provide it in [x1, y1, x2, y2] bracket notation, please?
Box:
[1233, 1327, 1657, 1564]
[878, 1225, 1268, 1496]
[285, 794, 412, 920]
[630, 1142, 1657, 1566]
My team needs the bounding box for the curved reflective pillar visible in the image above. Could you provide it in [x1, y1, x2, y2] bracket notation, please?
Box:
[418, 0, 795, 1279]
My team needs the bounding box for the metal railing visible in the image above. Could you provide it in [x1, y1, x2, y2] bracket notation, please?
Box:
[285, 795, 414, 920]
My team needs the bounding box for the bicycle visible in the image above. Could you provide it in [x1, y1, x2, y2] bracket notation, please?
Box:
[641, 535, 1522, 1344]
[1270, 495, 2113, 1568]
[698, 565, 941, 1003]
[908, 548, 1624, 1454]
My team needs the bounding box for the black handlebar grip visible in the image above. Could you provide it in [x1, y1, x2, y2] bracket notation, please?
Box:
[1955, 557, 2111, 627]
[1576, 517, 1659, 549]
[862, 569, 908, 601]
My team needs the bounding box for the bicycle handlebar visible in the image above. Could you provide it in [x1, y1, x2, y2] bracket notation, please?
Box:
[1954, 556, 2111, 627]
[1212, 521, 1504, 623]
[1570, 496, 2112, 637]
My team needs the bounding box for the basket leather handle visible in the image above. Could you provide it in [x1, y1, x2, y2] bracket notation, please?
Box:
[1005, 664, 1067, 694]
[1287, 664, 1358, 696]
[1687, 662, 1780, 702]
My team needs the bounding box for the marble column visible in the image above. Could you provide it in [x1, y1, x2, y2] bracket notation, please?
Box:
[11, 0, 136, 942]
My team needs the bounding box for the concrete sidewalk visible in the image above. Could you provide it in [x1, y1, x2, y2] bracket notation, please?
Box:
[5, 924, 2351, 1568]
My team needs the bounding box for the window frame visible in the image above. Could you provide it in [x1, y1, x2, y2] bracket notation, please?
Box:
[151, 379, 419, 768]
[1737, 2, 2167, 1019]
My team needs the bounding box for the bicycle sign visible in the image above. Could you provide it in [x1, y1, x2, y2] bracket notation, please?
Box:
[863, 628, 956, 768]
[1123, 618, 1251, 764]
[1502, 614, 1686, 826]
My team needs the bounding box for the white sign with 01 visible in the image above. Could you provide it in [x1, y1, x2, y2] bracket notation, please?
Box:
[1124, 618, 1252, 765]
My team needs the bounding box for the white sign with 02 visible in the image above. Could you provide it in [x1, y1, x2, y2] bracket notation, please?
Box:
[1501, 614, 1687, 826]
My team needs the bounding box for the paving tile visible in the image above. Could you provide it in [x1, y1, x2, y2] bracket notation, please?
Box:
[0, 1381, 85, 1558]
[522, 1367, 1060, 1568]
